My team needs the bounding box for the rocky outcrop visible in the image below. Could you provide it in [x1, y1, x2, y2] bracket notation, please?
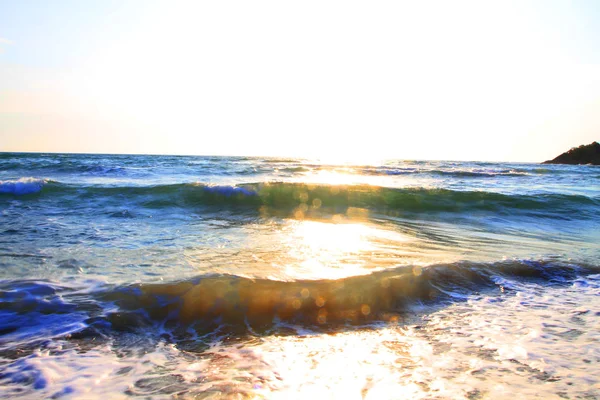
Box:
[543, 142, 600, 165]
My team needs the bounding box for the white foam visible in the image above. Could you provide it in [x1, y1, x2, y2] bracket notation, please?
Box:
[0, 341, 182, 399]
[0, 177, 46, 195]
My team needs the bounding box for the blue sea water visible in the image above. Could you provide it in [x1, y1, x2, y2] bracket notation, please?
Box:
[0, 152, 599, 399]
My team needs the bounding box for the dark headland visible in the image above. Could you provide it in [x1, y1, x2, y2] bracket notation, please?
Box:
[543, 141, 600, 165]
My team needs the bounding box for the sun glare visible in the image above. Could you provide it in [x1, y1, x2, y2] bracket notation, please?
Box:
[282, 220, 410, 280]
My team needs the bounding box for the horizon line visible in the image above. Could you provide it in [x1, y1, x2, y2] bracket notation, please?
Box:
[0, 150, 548, 164]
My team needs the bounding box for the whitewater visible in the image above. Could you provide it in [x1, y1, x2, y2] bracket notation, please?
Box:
[0, 152, 599, 399]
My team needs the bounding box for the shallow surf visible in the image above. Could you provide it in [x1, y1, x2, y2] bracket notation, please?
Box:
[1, 153, 599, 398]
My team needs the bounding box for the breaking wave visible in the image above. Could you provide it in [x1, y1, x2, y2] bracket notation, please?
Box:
[2, 180, 598, 218]
[0, 178, 48, 195]
[1, 260, 597, 342]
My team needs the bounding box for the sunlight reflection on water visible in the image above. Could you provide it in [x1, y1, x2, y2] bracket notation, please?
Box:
[282, 220, 412, 280]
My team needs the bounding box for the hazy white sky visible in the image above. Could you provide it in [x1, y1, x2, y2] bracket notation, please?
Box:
[1, 0, 599, 162]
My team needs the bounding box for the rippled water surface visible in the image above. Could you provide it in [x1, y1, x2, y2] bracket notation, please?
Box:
[1, 153, 599, 399]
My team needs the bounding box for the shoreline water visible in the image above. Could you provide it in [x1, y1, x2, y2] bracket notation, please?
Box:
[1, 153, 599, 398]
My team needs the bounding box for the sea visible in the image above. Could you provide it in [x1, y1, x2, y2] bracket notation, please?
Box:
[0, 152, 599, 399]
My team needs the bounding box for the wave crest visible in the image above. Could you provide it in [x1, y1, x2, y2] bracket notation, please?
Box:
[0, 178, 47, 195]
[97, 260, 596, 330]
[3, 181, 598, 218]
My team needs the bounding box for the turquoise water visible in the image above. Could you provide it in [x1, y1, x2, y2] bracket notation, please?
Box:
[1, 153, 599, 399]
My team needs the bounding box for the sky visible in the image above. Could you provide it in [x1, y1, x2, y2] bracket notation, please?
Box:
[1, 0, 599, 162]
